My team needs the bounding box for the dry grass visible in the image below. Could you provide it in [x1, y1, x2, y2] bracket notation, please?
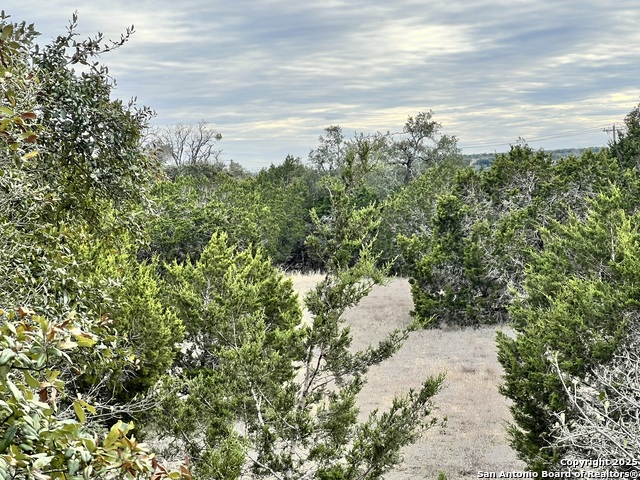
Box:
[288, 273, 525, 480]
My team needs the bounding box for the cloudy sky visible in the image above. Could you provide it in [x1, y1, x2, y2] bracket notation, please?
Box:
[6, 1, 640, 169]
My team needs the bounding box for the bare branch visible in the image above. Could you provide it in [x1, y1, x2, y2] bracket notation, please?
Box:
[550, 321, 640, 461]
[150, 121, 223, 166]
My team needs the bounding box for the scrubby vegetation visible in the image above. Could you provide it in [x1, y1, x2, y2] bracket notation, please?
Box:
[0, 12, 184, 479]
[2, 9, 640, 479]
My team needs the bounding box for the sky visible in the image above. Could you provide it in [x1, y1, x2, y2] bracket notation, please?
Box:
[5, 1, 640, 170]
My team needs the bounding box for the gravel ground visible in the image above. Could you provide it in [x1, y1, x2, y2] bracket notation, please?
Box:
[289, 274, 525, 480]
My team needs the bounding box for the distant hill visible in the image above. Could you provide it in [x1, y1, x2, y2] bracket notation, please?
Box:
[464, 146, 605, 170]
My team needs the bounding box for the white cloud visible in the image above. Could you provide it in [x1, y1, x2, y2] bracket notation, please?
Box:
[5, 0, 640, 168]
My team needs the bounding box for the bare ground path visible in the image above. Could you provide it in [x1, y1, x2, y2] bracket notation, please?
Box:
[289, 274, 525, 480]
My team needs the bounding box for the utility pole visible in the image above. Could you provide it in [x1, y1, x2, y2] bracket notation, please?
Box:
[613, 123, 616, 146]
[603, 124, 617, 146]
[603, 123, 624, 166]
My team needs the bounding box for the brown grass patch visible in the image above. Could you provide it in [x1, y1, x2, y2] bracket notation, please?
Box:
[288, 273, 525, 480]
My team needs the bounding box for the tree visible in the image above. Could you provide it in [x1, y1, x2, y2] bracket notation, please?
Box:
[143, 171, 281, 265]
[389, 111, 460, 185]
[376, 154, 468, 274]
[288, 142, 444, 479]
[76, 241, 184, 400]
[143, 154, 329, 270]
[151, 121, 223, 166]
[253, 155, 328, 269]
[152, 142, 445, 479]
[152, 231, 305, 478]
[400, 188, 503, 327]
[0, 10, 182, 398]
[610, 102, 640, 171]
[308, 127, 391, 214]
[496, 187, 640, 471]
[401, 145, 632, 328]
[0, 12, 187, 477]
[32, 15, 157, 230]
[550, 321, 640, 463]
[0, 306, 185, 479]
[309, 126, 346, 172]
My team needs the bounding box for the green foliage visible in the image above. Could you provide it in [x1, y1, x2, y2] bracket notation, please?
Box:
[1, 218, 182, 404]
[153, 231, 303, 478]
[0, 12, 187, 477]
[163, 161, 228, 182]
[309, 125, 346, 172]
[401, 191, 502, 327]
[28, 14, 156, 232]
[550, 321, 640, 462]
[164, 231, 302, 373]
[0, 17, 39, 161]
[402, 144, 634, 328]
[389, 111, 461, 184]
[15, 9, 640, 477]
[342, 373, 444, 479]
[145, 154, 329, 270]
[92, 246, 184, 398]
[610, 102, 640, 170]
[496, 187, 640, 471]
[145, 114, 467, 274]
[253, 155, 328, 269]
[0, 11, 181, 402]
[144, 172, 269, 265]
[288, 143, 445, 479]
[151, 143, 444, 479]
[0, 307, 182, 479]
[376, 154, 466, 273]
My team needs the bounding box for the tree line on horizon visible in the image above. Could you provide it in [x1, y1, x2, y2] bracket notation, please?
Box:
[2, 10, 640, 479]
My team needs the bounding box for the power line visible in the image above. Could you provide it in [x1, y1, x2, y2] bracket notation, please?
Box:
[602, 124, 619, 146]
[459, 124, 612, 150]
[523, 125, 609, 142]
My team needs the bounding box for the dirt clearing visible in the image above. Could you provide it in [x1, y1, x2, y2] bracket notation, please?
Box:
[289, 274, 525, 480]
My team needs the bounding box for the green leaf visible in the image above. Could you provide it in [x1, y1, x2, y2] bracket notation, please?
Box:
[68, 459, 81, 475]
[24, 371, 40, 389]
[0, 425, 17, 453]
[0, 348, 16, 366]
[6, 379, 23, 401]
[35, 353, 46, 369]
[1, 24, 13, 40]
[82, 437, 96, 452]
[80, 399, 96, 414]
[72, 334, 96, 348]
[73, 400, 85, 423]
[32, 455, 54, 470]
[103, 421, 122, 448]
